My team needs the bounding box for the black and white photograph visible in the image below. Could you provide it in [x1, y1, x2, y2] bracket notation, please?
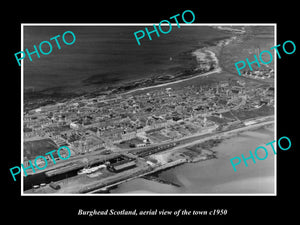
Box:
[4, 4, 299, 224]
[21, 24, 276, 195]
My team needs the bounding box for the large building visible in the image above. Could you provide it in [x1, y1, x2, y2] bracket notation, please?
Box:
[109, 161, 136, 172]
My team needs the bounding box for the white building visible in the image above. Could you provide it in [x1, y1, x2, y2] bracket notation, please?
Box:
[70, 122, 80, 130]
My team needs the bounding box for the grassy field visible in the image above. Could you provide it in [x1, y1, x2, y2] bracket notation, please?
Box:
[231, 105, 274, 121]
[24, 138, 59, 160]
[220, 26, 275, 76]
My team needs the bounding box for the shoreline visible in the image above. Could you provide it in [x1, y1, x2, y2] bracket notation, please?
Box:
[122, 67, 222, 95]
[121, 34, 240, 95]
[24, 28, 243, 111]
[24, 117, 274, 194]
[111, 122, 274, 194]
[103, 118, 274, 194]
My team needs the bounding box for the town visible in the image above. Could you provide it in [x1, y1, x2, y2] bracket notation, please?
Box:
[23, 71, 274, 193]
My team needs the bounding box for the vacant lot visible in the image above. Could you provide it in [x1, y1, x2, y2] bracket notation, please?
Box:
[231, 105, 274, 121]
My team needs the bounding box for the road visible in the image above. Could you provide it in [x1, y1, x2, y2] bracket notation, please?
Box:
[87, 117, 274, 193]
[24, 116, 274, 193]
[112, 115, 274, 154]
[123, 67, 222, 95]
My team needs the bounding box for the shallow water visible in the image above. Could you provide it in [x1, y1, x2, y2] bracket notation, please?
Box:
[111, 126, 275, 194]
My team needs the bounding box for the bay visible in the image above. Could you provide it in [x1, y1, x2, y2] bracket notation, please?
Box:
[24, 26, 231, 92]
[111, 125, 275, 194]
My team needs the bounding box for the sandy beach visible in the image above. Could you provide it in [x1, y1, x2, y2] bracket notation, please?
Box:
[123, 33, 239, 96]
[123, 45, 223, 95]
[123, 67, 222, 95]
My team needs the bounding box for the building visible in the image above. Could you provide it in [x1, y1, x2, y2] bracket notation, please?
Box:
[70, 122, 80, 130]
[109, 160, 136, 172]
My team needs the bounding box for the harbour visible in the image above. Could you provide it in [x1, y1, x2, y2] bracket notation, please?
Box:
[111, 124, 275, 194]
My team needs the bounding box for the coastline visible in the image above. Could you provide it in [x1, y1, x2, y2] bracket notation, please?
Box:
[111, 122, 274, 194]
[24, 28, 243, 111]
[23, 25, 275, 195]
[120, 34, 241, 96]
[108, 119, 274, 194]
[122, 67, 222, 95]
[121, 28, 244, 95]
[24, 118, 274, 194]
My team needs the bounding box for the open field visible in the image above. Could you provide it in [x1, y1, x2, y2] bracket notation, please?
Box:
[220, 26, 275, 76]
[231, 105, 274, 121]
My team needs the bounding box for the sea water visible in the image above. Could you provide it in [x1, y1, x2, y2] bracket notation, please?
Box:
[111, 126, 275, 194]
[24, 26, 231, 92]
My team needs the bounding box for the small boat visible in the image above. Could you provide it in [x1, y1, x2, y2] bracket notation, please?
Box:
[78, 167, 94, 175]
[78, 164, 106, 175]
[78, 167, 91, 175]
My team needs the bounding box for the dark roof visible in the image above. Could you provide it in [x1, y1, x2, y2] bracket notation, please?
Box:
[113, 161, 136, 171]
[24, 138, 58, 160]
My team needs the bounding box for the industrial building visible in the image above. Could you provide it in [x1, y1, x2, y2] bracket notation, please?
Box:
[108, 161, 136, 172]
